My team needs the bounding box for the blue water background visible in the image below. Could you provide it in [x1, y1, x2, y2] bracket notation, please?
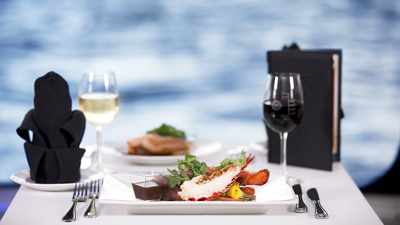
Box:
[0, 0, 399, 187]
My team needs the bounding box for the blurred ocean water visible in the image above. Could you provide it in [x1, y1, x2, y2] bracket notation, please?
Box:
[0, 0, 399, 187]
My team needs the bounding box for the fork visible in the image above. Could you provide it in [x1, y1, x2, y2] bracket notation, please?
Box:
[62, 182, 87, 222]
[84, 179, 103, 218]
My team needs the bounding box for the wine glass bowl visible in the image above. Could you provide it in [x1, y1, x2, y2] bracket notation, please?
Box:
[78, 69, 119, 172]
[79, 92, 119, 126]
[263, 72, 304, 176]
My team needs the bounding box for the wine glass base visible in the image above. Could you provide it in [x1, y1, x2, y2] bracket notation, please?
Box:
[288, 176, 302, 186]
[84, 145, 117, 175]
[91, 165, 116, 175]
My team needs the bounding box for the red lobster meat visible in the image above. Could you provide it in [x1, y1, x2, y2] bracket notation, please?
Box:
[236, 169, 270, 186]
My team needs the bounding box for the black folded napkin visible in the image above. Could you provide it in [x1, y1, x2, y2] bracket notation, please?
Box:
[16, 71, 86, 184]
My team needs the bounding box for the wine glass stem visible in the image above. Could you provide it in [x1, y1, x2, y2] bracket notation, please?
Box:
[96, 126, 103, 169]
[279, 132, 288, 176]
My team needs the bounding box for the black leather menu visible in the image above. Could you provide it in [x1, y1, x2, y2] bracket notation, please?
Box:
[266, 44, 343, 171]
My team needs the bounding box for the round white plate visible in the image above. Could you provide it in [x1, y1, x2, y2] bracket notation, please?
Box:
[113, 139, 223, 165]
[10, 169, 104, 192]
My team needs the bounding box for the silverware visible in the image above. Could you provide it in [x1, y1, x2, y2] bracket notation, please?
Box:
[307, 188, 329, 219]
[84, 179, 103, 218]
[292, 184, 308, 213]
[62, 182, 87, 222]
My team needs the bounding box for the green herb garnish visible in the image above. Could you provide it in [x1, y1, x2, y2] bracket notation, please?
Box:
[167, 153, 208, 188]
[167, 168, 191, 188]
[147, 123, 186, 139]
[215, 149, 247, 171]
[178, 153, 207, 176]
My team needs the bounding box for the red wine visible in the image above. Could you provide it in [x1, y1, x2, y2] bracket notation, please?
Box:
[263, 100, 304, 133]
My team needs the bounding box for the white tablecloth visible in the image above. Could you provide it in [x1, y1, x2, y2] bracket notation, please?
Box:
[1, 146, 383, 225]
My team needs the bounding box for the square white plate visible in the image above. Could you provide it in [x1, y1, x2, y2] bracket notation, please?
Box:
[99, 173, 297, 214]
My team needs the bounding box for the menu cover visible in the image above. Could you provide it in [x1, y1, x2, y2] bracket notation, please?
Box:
[266, 44, 343, 171]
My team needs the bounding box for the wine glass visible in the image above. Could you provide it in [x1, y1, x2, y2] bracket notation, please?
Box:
[263, 72, 304, 176]
[78, 69, 120, 173]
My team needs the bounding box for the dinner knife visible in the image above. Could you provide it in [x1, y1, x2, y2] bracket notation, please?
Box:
[292, 184, 308, 213]
[307, 188, 329, 219]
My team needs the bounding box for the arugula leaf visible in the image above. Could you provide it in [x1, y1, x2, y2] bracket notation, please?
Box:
[167, 153, 208, 187]
[177, 159, 187, 172]
[168, 175, 181, 188]
[185, 154, 196, 164]
[181, 174, 191, 180]
[233, 149, 247, 166]
[215, 158, 233, 171]
[215, 149, 247, 171]
[147, 124, 186, 139]
[199, 162, 207, 174]
[167, 169, 181, 188]
[167, 169, 191, 188]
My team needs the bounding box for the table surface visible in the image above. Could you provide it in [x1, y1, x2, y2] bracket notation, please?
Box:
[1, 145, 383, 225]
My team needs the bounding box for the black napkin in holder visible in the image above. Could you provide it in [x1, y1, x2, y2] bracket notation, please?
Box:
[266, 43, 344, 171]
[16, 72, 86, 183]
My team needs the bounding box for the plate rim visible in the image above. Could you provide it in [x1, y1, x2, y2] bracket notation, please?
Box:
[112, 139, 223, 164]
[10, 168, 100, 191]
[99, 198, 297, 206]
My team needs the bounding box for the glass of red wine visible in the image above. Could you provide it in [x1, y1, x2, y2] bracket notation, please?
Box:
[263, 72, 304, 176]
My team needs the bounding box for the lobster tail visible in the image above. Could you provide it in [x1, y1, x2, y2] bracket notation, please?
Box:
[179, 154, 256, 201]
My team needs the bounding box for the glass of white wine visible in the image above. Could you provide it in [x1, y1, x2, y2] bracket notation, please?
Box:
[79, 69, 119, 172]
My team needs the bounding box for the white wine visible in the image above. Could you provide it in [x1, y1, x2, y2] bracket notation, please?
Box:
[79, 93, 120, 126]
